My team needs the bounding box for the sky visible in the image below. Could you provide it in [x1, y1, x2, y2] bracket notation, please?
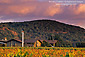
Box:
[0, 0, 85, 28]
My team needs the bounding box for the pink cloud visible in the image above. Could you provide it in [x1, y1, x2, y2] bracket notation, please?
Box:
[75, 4, 85, 14]
[44, 5, 62, 16]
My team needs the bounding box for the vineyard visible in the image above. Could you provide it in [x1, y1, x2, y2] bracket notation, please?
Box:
[0, 47, 85, 57]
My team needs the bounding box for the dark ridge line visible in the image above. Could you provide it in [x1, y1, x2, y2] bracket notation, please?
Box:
[0, 19, 85, 30]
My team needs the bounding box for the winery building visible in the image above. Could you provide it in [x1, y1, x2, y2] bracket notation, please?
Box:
[0, 38, 57, 47]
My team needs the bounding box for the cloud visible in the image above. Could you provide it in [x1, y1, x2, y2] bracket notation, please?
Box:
[44, 5, 62, 16]
[0, 0, 63, 16]
[0, 0, 84, 17]
[0, 0, 84, 18]
[0, 0, 36, 4]
[0, 0, 12, 4]
[75, 4, 85, 14]
[7, 5, 36, 15]
[0, 19, 14, 23]
[0, 16, 3, 18]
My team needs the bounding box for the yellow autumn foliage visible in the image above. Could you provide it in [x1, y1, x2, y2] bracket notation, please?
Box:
[0, 47, 84, 57]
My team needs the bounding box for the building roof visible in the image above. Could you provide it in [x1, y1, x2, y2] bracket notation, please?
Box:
[0, 40, 7, 43]
[0, 42, 6, 44]
[14, 39, 22, 42]
[25, 39, 38, 43]
[25, 39, 57, 44]
[38, 40, 57, 44]
[0, 38, 57, 44]
[41, 40, 57, 44]
[7, 39, 22, 43]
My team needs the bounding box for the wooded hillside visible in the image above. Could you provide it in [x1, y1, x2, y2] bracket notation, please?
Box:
[0, 20, 85, 44]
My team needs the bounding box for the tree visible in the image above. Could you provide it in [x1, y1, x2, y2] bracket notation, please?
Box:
[41, 41, 51, 47]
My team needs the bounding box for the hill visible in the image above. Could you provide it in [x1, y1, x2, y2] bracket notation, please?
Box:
[0, 19, 85, 44]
